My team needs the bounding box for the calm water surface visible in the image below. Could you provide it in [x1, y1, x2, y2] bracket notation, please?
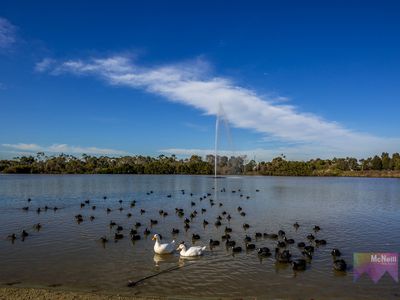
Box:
[0, 174, 399, 299]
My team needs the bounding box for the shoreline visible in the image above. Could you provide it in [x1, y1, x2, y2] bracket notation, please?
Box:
[0, 287, 155, 300]
[1, 171, 400, 179]
[0, 286, 383, 300]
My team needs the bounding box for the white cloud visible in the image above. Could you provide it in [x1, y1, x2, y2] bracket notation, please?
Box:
[0, 17, 16, 49]
[35, 58, 56, 72]
[1, 143, 128, 156]
[41, 55, 400, 158]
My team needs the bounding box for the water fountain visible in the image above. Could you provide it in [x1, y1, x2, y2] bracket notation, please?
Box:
[213, 104, 233, 179]
[214, 111, 219, 179]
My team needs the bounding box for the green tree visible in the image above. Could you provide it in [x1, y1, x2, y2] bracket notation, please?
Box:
[381, 152, 391, 170]
[371, 155, 382, 170]
[392, 153, 400, 170]
[245, 160, 256, 173]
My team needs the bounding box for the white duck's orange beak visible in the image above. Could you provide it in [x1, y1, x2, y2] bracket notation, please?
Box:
[152, 236, 156, 241]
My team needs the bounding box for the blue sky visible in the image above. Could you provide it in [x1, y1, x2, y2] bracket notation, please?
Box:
[1, 1, 400, 160]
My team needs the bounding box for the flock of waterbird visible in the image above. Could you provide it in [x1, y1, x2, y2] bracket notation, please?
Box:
[7, 186, 347, 273]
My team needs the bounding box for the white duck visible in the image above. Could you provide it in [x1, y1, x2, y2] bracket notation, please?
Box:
[152, 234, 175, 254]
[177, 243, 206, 257]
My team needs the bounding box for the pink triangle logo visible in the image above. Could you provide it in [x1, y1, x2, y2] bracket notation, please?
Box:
[354, 253, 398, 283]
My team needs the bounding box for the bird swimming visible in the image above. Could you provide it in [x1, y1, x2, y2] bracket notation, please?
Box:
[226, 240, 236, 247]
[265, 233, 278, 239]
[275, 248, 292, 263]
[297, 242, 306, 248]
[284, 237, 295, 244]
[152, 234, 175, 254]
[277, 241, 286, 248]
[209, 239, 220, 246]
[131, 234, 141, 241]
[114, 233, 124, 240]
[307, 234, 315, 241]
[221, 234, 231, 240]
[177, 243, 206, 257]
[333, 259, 347, 271]
[257, 247, 271, 257]
[315, 239, 327, 246]
[244, 235, 252, 242]
[313, 225, 321, 232]
[246, 243, 256, 250]
[292, 259, 307, 271]
[232, 246, 242, 253]
[8, 233, 17, 242]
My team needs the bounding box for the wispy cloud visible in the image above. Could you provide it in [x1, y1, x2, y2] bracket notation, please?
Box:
[38, 55, 400, 158]
[1, 143, 128, 156]
[34, 58, 56, 72]
[0, 17, 17, 49]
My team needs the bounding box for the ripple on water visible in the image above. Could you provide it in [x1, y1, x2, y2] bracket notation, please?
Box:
[0, 175, 399, 299]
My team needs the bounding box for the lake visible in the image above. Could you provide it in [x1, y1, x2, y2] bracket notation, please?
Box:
[0, 174, 399, 299]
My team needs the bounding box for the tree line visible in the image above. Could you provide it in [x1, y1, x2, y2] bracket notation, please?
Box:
[1, 152, 400, 177]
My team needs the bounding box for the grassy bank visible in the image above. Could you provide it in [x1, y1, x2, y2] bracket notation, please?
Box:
[335, 170, 400, 178]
